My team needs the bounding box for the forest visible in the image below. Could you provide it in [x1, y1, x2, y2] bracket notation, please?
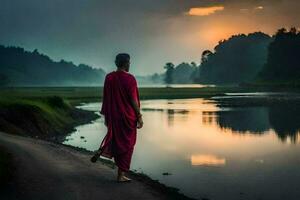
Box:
[0, 45, 106, 86]
[257, 28, 300, 86]
[164, 28, 300, 86]
[1, 28, 300, 87]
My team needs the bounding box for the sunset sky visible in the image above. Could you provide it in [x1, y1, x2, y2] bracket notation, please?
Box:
[0, 0, 299, 75]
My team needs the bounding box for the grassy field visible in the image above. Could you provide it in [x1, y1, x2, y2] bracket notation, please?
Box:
[0, 86, 293, 105]
[0, 86, 299, 199]
[1, 86, 299, 137]
[0, 86, 242, 137]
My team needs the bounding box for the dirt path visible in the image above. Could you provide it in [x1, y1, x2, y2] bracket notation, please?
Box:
[0, 132, 170, 200]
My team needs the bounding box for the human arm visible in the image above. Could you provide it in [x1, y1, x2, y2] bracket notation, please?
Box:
[128, 77, 143, 129]
[129, 97, 143, 129]
[100, 76, 108, 126]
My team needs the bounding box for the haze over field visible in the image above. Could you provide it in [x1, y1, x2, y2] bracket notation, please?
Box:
[1, 1, 300, 199]
[1, 0, 300, 75]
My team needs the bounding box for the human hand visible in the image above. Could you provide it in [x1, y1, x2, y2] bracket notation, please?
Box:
[137, 116, 143, 129]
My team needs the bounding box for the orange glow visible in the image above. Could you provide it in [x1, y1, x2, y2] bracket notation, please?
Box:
[188, 6, 224, 16]
[191, 154, 226, 166]
[200, 25, 238, 45]
[138, 99, 281, 167]
[255, 6, 264, 10]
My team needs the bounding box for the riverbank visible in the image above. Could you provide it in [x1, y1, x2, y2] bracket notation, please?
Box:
[0, 132, 196, 200]
[0, 95, 196, 200]
[2, 86, 300, 106]
[2, 86, 297, 105]
[2, 87, 299, 200]
[0, 96, 98, 141]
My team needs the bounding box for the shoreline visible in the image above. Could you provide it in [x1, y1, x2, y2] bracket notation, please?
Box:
[59, 142, 197, 200]
[0, 132, 197, 200]
[0, 96, 197, 200]
[0, 96, 99, 140]
[3, 87, 300, 199]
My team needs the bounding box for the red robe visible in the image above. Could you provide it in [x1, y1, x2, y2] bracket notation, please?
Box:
[99, 70, 140, 171]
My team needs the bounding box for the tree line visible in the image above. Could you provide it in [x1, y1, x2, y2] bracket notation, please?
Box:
[163, 28, 300, 86]
[257, 28, 300, 86]
[0, 45, 106, 86]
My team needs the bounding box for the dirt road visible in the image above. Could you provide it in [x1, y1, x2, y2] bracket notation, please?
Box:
[0, 132, 174, 200]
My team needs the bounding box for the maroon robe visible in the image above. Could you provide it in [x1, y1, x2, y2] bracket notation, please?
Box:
[99, 70, 140, 171]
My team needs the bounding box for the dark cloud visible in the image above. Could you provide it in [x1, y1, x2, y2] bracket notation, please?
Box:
[0, 0, 299, 75]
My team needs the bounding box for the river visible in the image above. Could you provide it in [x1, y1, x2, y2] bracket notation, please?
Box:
[63, 93, 300, 200]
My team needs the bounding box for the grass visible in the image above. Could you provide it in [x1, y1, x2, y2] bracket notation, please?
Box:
[0, 86, 295, 105]
[1, 85, 299, 138]
[0, 95, 97, 198]
[0, 86, 299, 137]
[0, 96, 98, 138]
[1, 86, 299, 200]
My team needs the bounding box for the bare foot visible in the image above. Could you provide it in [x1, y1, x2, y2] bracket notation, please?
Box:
[117, 176, 132, 183]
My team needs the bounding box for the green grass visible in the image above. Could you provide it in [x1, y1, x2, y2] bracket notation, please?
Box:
[0, 96, 71, 129]
[0, 86, 299, 137]
[0, 96, 97, 138]
[0, 86, 288, 105]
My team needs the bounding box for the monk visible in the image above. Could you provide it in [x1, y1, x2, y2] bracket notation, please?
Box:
[91, 53, 143, 183]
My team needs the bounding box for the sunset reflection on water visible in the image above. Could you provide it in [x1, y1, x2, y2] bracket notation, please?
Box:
[65, 97, 300, 200]
[191, 154, 226, 166]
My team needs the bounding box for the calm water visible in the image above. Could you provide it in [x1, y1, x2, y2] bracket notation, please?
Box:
[64, 94, 300, 200]
[138, 84, 215, 88]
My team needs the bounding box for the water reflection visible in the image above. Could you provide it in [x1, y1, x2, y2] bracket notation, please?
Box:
[166, 109, 190, 127]
[203, 108, 271, 134]
[65, 97, 300, 200]
[191, 154, 226, 166]
[145, 98, 300, 143]
[269, 104, 300, 142]
[203, 103, 300, 143]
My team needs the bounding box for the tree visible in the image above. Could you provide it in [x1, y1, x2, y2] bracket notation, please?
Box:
[164, 62, 175, 84]
[201, 50, 213, 64]
[190, 62, 197, 68]
[0, 44, 106, 86]
[196, 32, 271, 84]
[172, 62, 197, 84]
[257, 28, 300, 85]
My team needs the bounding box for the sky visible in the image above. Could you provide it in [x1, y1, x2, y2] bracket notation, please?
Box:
[0, 0, 299, 75]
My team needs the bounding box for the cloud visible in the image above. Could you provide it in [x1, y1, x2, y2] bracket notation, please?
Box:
[255, 6, 264, 10]
[240, 5, 264, 14]
[188, 6, 225, 16]
[1, 0, 300, 75]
